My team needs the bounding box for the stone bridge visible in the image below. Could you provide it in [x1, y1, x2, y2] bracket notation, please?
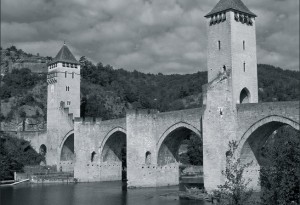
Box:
[23, 0, 300, 192]
[31, 99, 298, 191]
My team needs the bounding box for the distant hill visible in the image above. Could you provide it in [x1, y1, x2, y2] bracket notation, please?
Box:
[0, 46, 51, 76]
[0, 46, 299, 130]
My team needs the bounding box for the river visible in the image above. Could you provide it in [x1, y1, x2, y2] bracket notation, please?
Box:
[1, 181, 211, 205]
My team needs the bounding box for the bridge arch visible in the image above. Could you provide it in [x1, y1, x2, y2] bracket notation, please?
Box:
[237, 115, 299, 156]
[157, 122, 201, 151]
[59, 130, 74, 150]
[157, 122, 202, 166]
[59, 130, 75, 162]
[237, 115, 299, 190]
[99, 127, 126, 158]
[99, 127, 126, 181]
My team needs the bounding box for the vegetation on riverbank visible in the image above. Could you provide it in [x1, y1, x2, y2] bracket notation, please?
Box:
[0, 132, 44, 180]
[260, 126, 300, 205]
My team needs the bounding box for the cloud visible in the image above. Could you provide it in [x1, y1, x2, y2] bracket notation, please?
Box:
[1, 0, 299, 73]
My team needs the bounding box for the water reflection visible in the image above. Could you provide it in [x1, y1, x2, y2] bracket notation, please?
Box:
[1, 181, 210, 205]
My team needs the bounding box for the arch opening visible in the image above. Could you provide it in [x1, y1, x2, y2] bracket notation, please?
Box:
[60, 133, 74, 161]
[39, 144, 47, 156]
[145, 151, 151, 165]
[157, 126, 203, 187]
[158, 127, 202, 166]
[239, 120, 300, 192]
[240, 87, 250, 104]
[101, 131, 126, 181]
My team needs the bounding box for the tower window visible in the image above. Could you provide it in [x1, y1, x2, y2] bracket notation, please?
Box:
[243, 62, 246, 72]
[66, 86, 70, 91]
[67, 101, 71, 105]
[65, 71, 67, 78]
[243, 41, 245, 50]
[218, 40, 221, 50]
[72, 72, 74, 79]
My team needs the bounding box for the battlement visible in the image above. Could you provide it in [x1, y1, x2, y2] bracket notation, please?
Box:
[126, 109, 160, 116]
[74, 117, 102, 124]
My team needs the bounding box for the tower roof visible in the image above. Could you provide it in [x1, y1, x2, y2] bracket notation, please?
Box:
[205, 0, 256, 18]
[51, 44, 79, 65]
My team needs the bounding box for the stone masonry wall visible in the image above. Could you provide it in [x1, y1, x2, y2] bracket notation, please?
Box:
[74, 117, 126, 182]
[126, 108, 203, 187]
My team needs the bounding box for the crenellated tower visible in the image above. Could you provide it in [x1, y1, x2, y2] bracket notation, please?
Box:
[205, 0, 258, 104]
[202, 0, 259, 191]
[47, 43, 81, 127]
[46, 43, 80, 166]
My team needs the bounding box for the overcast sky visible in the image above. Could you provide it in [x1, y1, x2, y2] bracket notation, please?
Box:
[1, 0, 299, 74]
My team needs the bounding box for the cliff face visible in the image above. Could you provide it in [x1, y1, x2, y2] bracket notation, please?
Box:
[1, 46, 51, 76]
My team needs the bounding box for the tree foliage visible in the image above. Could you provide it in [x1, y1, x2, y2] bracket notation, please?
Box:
[213, 141, 255, 205]
[0, 132, 44, 180]
[187, 133, 203, 165]
[260, 126, 300, 205]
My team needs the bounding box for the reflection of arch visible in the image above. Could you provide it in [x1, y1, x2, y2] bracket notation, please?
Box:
[240, 87, 250, 104]
[157, 122, 201, 166]
[39, 144, 47, 156]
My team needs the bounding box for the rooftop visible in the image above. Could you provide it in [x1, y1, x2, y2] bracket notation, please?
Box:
[205, 0, 256, 18]
[50, 44, 79, 65]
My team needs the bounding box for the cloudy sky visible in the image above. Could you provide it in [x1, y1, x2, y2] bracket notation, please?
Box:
[1, 0, 299, 74]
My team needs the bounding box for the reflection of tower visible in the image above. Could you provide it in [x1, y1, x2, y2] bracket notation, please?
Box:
[205, 0, 258, 104]
[47, 43, 81, 131]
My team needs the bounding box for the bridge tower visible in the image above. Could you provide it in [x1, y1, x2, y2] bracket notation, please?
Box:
[203, 0, 258, 191]
[205, 0, 258, 104]
[46, 43, 80, 166]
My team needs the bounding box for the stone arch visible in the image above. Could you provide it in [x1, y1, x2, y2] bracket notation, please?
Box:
[157, 122, 201, 151]
[59, 130, 74, 149]
[237, 115, 299, 156]
[99, 127, 126, 157]
[145, 151, 151, 165]
[157, 122, 201, 166]
[240, 87, 251, 103]
[99, 127, 127, 181]
[60, 132, 75, 161]
[237, 115, 299, 190]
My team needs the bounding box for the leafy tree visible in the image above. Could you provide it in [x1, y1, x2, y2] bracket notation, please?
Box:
[260, 126, 300, 205]
[213, 140, 256, 205]
[187, 133, 203, 165]
[0, 132, 44, 180]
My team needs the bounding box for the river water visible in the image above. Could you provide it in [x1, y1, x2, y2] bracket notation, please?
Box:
[0, 181, 211, 205]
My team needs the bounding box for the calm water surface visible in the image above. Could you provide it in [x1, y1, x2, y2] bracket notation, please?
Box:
[0, 181, 210, 205]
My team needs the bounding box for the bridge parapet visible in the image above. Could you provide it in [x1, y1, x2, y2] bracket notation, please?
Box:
[237, 101, 299, 131]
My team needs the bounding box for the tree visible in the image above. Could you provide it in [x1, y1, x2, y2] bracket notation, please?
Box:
[213, 140, 256, 205]
[187, 133, 203, 165]
[260, 126, 300, 205]
[0, 132, 44, 180]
